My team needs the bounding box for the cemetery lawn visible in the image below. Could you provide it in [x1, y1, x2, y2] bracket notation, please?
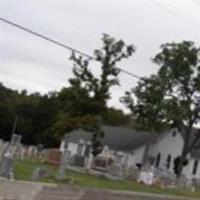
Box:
[15, 159, 200, 199]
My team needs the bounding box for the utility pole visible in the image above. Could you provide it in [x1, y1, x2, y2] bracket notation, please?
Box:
[11, 116, 18, 138]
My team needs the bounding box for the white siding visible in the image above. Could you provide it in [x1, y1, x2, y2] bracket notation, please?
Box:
[60, 141, 78, 155]
[151, 130, 184, 172]
[151, 131, 200, 180]
[60, 130, 200, 180]
[126, 145, 146, 168]
[183, 158, 200, 180]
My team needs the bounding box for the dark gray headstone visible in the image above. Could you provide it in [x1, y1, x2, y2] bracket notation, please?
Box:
[57, 150, 71, 180]
[74, 155, 85, 167]
[84, 143, 91, 157]
[0, 134, 22, 179]
[0, 151, 14, 179]
[31, 167, 49, 181]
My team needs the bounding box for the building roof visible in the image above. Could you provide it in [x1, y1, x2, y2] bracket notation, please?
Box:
[65, 125, 155, 152]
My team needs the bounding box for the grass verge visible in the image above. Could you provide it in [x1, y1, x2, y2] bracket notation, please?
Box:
[14, 159, 200, 198]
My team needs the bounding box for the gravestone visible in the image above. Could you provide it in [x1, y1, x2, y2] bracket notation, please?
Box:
[107, 152, 126, 179]
[32, 146, 37, 157]
[47, 149, 61, 165]
[84, 141, 93, 169]
[57, 135, 70, 180]
[92, 156, 108, 172]
[174, 175, 192, 189]
[31, 167, 49, 181]
[37, 144, 43, 158]
[24, 146, 30, 158]
[108, 163, 125, 179]
[58, 150, 71, 179]
[0, 151, 14, 179]
[152, 168, 176, 188]
[0, 139, 4, 162]
[84, 141, 91, 157]
[0, 134, 22, 179]
[73, 139, 87, 167]
[27, 146, 34, 157]
[125, 166, 140, 180]
[77, 139, 84, 156]
[0, 142, 8, 163]
[8, 134, 22, 155]
[74, 155, 85, 167]
[19, 145, 26, 160]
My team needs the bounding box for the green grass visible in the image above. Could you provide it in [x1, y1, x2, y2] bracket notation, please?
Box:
[14, 159, 200, 199]
[15, 158, 56, 181]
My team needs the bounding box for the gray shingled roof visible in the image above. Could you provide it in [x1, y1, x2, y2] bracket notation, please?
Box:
[66, 125, 153, 152]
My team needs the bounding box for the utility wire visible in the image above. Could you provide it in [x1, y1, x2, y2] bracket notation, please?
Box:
[152, 1, 200, 30]
[119, 69, 141, 79]
[0, 17, 142, 80]
[0, 17, 94, 59]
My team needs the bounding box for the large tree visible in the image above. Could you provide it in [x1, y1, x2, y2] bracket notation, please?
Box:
[69, 34, 135, 156]
[0, 82, 132, 148]
[121, 41, 200, 177]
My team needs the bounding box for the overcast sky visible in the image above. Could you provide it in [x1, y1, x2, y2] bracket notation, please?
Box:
[1, 0, 200, 111]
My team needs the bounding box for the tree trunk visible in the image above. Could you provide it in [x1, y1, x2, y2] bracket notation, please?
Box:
[176, 151, 187, 178]
[176, 127, 191, 178]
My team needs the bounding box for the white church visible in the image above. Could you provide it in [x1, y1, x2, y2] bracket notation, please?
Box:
[60, 125, 200, 181]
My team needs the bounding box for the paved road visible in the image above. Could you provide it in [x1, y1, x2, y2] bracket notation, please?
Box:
[35, 185, 197, 200]
[0, 179, 199, 200]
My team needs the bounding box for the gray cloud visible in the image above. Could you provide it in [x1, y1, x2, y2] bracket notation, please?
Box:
[1, 0, 200, 111]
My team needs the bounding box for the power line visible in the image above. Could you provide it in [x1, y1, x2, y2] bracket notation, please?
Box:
[0, 17, 94, 59]
[0, 17, 142, 80]
[152, 1, 200, 30]
[119, 68, 141, 79]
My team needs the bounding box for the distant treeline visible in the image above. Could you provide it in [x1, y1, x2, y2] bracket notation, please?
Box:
[0, 83, 131, 147]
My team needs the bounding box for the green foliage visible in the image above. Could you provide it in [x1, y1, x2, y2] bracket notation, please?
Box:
[69, 34, 135, 156]
[122, 41, 200, 132]
[0, 35, 134, 150]
[0, 84, 60, 147]
[122, 41, 200, 176]
[0, 83, 129, 147]
[70, 34, 135, 115]
[50, 113, 97, 138]
[104, 108, 131, 126]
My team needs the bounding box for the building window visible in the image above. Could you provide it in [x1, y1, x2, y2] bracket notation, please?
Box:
[166, 154, 171, 169]
[192, 160, 198, 175]
[155, 153, 161, 168]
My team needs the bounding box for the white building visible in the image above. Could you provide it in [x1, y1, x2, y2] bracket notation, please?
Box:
[60, 125, 200, 180]
[151, 128, 200, 180]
